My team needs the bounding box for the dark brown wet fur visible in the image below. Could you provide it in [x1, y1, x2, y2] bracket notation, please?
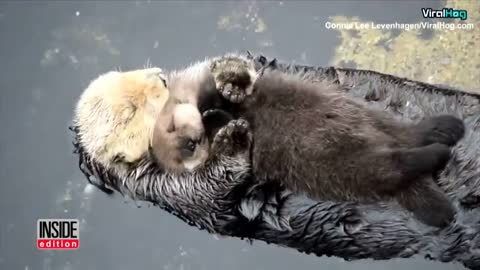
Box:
[221, 69, 464, 228]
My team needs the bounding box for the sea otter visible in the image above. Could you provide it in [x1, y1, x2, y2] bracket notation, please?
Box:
[74, 53, 463, 228]
[71, 54, 480, 268]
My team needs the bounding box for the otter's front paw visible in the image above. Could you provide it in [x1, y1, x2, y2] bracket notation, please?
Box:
[202, 109, 234, 142]
[416, 115, 465, 147]
[212, 119, 252, 157]
[210, 57, 257, 103]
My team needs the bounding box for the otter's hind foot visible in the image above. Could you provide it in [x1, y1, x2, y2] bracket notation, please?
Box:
[399, 181, 455, 228]
[210, 56, 257, 103]
[399, 143, 451, 178]
[416, 115, 465, 147]
[212, 119, 252, 157]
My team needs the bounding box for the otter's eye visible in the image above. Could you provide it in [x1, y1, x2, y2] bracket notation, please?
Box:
[150, 71, 167, 87]
[155, 73, 167, 87]
[159, 77, 167, 87]
[186, 140, 196, 152]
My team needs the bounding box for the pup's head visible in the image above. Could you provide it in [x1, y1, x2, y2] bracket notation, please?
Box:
[150, 103, 210, 172]
[74, 67, 170, 172]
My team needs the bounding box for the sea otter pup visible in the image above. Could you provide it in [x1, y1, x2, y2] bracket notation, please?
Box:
[198, 55, 465, 228]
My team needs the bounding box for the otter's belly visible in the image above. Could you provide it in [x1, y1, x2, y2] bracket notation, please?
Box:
[244, 103, 397, 203]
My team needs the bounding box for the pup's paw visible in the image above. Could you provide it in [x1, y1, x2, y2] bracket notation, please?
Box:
[210, 56, 257, 103]
[416, 115, 465, 147]
[202, 109, 234, 142]
[212, 119, 252, 156]
[202, 109, 234, 124]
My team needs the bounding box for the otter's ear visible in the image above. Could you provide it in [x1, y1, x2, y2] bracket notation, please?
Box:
[120, 101, 137, 122]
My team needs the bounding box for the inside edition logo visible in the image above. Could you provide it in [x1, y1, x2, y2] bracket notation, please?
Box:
[37, 219, 79, 250]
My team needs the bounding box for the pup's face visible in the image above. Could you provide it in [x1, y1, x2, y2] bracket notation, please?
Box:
[151, 103, 210, 172]
[74, 67, 170, 171]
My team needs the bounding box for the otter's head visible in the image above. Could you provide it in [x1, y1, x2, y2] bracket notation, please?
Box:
[150, 103, 210, 172]
[73, 67, 170, 173]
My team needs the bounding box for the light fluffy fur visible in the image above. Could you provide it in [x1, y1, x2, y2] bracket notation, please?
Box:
[73, 67, 169, 174]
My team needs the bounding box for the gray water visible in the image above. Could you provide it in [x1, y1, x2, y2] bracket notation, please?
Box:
[0, 1, 465, 270]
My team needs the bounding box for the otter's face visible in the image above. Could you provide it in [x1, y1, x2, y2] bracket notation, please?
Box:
[151, 103, 210, 172]
[74, 67, 171, 174]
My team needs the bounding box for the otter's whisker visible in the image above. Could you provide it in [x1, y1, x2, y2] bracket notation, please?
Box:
[144, 58, 152, 69]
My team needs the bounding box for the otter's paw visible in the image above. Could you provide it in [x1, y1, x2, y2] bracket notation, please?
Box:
[202, 109, 235, 142]
[416, 115, 465, 147]
[202, 109, 234, 126]
[212, 119, 252, 156]
[210, 57, 256, 103]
